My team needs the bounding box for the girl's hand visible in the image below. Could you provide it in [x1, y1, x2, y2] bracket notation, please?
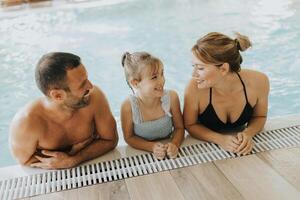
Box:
[236, 132, 254, 155]
[166, 143, 178, 159]
[218, 135, 241, 153]
[153, 142, 167, 160]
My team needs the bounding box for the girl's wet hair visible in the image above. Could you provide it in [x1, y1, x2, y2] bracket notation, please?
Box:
[191, 32, 252, 72]
[121, 51, 163, 92]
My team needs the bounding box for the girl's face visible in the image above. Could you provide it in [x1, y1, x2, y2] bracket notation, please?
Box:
[192, 54, 222, 89]
[136, 65, 165, 98]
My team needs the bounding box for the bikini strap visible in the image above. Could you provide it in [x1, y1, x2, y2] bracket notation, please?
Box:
[236, 72, 249, 102]
[209, 87, 212, 103]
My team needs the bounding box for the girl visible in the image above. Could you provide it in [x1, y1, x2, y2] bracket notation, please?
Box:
[184, 32, 269, 155]
[120, 52, 184, 160]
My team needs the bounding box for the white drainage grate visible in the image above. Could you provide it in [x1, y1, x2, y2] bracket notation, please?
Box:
[1, 125, 300, 199]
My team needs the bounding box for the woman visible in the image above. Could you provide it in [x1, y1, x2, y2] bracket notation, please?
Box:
[184, 32, 269, 155]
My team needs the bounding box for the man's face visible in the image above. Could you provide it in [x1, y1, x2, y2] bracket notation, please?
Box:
[63, 64, 93, 109]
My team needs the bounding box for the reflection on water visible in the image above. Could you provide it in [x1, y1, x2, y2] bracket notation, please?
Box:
[0, 0, 300, 167]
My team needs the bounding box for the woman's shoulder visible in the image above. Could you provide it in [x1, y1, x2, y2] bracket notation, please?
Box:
[184, 79, 210, 97]
[240, 69, 269, 82]
[240, 69, 270, 94]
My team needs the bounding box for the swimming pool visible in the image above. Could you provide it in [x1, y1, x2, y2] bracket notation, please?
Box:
[0, 0, 300, 167]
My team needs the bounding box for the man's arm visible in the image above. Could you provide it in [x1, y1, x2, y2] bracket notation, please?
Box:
[9, 113, 41, 165]
[70, 86, 118, 165]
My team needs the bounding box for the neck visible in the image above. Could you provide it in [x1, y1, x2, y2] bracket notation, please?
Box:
[44, 98, 77, 121]
[135, 92, 161, 107]
[213, 72, 241, 95]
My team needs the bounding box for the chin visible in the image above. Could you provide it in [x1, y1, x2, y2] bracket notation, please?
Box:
[154, 90, 164, 96]
[197, 83, 209, 89]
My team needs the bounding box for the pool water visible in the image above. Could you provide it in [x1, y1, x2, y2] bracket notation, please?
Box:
[1, 0, 300, 167]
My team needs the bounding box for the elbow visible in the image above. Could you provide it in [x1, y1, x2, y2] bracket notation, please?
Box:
[124, 136, 136, 147]
[111, 133, 119, 149]
[124, 136, 132, 145]
[14, 156, 30, 166]
[184, 123, 199, 138]
[10, 149, 28, 166]
[184, 123, 193, 134]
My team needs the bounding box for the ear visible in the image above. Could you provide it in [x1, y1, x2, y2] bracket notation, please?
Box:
[129, 79, 139, 89]
[219, 63, 230, 75]
[49, 89, 66, 101]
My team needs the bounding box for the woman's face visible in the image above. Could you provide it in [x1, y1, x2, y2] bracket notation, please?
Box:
[191, 54, 222, 89]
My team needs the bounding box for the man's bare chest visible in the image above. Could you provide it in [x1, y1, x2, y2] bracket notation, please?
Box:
[38, 113, 95, 150]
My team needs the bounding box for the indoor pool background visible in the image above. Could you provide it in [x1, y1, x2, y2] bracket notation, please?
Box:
[0, 0, 300, 167]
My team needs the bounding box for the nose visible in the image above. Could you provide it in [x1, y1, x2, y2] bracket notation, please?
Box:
[192, 68, 201, 78]
[86, 80, 93, 90]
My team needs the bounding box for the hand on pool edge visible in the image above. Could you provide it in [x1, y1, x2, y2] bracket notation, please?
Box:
[30, 150, 78, 169]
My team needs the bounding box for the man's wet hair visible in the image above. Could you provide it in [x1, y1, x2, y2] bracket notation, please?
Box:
[35, 52, 81, 96]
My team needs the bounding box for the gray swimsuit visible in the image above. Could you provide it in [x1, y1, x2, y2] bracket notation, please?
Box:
[129, 90, 173, 141]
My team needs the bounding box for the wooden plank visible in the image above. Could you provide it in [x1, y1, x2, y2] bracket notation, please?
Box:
[27, 192, 63, 200]
[28, 180, 130, 200]
[170, 163, 244, 200]
[215, 155, 300, 200]
[125, 171, 184, 200]
[258, 147, 300, 191]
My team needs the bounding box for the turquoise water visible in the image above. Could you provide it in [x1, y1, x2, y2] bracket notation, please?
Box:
[1, 0, 300, 167]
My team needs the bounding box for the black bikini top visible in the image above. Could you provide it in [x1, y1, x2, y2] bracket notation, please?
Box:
[198, 72, 254, 132]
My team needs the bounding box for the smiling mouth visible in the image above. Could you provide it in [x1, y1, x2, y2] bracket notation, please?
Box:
[197, 80, 204, 84]
[155, 86, 163, 91]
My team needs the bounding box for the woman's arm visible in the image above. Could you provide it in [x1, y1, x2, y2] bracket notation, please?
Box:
[183, 80, 240, 152]
[237, 72, 270, 154]
[244, 73, 270, 136]
[183, 80, 222, 143]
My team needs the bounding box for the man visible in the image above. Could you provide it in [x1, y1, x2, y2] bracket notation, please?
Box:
[9, 52, 118, 169]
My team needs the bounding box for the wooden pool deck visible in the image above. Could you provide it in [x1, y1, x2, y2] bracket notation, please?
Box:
[1, 114, 300, 200]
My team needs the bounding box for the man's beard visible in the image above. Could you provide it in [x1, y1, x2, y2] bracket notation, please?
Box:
[65, 94, 90, 109]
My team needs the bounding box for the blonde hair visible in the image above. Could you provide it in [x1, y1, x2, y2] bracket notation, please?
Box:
[121, 51, 163, 91]
[191, 32, 252, 72]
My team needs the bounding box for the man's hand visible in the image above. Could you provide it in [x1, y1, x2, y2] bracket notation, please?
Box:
[236, 132, 254, 155]
[30, 150, 77, 169]
[166, 143, 178, 159]
[68, 136, 95, 156]
[152, 142, 167, 160]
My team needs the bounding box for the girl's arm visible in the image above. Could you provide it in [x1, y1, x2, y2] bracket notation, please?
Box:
[121, 99, 156, 152]
[169, 90, 184, 147]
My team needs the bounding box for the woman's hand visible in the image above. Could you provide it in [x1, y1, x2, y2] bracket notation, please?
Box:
[236, 132, 254, 155]
[218, 135, 241, 153]
[166, 143, 179, 159]
[152, 142, 167, 160]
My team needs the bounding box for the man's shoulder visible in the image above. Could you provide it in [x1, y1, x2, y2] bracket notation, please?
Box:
[88, 86, 113, 116]
[10, 99, 46, 136]
[90, 86, 106, 104]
